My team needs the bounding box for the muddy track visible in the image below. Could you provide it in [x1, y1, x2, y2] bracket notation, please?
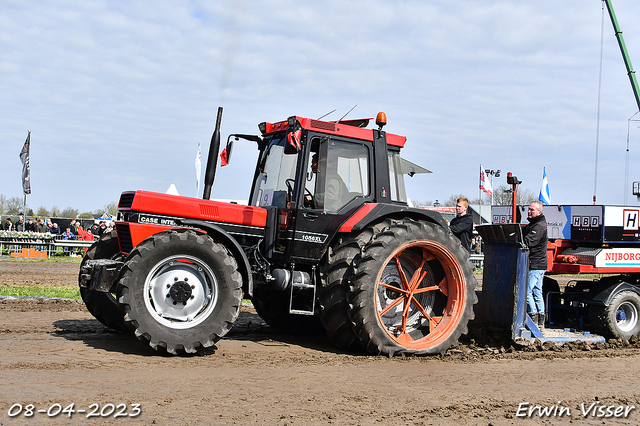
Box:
[1, 259, 640, 425]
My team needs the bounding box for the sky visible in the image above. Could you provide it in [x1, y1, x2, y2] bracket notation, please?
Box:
[2, 0, 640, 214]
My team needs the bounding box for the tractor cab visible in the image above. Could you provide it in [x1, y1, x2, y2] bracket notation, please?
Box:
[240, 113, 413, 263]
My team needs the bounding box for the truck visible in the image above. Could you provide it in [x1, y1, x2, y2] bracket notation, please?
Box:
[79, 108, 478, 356]
[491, 204, 640, 340]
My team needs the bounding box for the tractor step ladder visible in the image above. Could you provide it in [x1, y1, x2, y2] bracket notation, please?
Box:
[288, 267, 316, 315]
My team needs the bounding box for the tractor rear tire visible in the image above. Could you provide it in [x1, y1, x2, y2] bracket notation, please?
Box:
[589, 290, 640, 340]
[252, 288, 324, 335]
[79, 230, 127, 332]
[117, 230, 242, 355]
[318, 227, 379, 352]
[348, 219, 477, 356]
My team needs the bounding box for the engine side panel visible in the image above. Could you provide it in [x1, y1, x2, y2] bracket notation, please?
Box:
[119, 191, 267, 227]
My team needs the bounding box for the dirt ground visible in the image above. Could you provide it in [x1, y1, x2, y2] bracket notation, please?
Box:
[2, 259, 640, 426]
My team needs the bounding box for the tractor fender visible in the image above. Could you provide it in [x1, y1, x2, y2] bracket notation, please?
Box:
[338, 203, 448, 234]
[588, 281, 640, 306]
[175, 218, 253, 297]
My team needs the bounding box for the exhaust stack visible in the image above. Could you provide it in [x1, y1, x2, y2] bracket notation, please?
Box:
[202, 107, 223, 200]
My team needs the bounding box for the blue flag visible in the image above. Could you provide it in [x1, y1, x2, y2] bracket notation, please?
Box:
[539, 167, 551, 205]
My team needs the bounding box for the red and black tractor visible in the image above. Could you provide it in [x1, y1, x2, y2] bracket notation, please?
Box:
[79, 108, 477, 356]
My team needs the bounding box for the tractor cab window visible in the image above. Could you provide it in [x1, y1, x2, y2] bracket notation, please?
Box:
[304, 137, 369, 213]
[250, 136, 298, 208]
[388, 151, 407, 203]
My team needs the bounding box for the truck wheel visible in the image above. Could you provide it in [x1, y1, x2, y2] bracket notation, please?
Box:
[590, 290, 640, 340]
[252, 288, 324, 334]
[318, 228, 376, 352]
[118, 230, 242, 355]
[349, 219, 477, 356]
[79, 230, 127, 332]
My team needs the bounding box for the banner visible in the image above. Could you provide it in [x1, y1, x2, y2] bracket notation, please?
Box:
[19, 131, 31, 195]
[480, 164, 492, 195]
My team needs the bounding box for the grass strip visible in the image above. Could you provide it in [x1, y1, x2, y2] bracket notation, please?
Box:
[0, 285, 81, 300]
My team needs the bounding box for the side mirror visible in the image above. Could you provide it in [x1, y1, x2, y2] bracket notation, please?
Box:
[285, 129, 301, 154]
[220, 136, 235, 166]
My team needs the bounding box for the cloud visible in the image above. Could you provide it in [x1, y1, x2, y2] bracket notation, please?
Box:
[1, 0, 640, 214]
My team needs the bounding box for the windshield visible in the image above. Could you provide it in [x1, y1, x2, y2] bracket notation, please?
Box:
[250, 136, 299, 208]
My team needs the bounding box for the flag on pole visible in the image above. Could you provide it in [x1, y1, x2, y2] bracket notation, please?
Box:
[195, 142, 202, 196]
[480, 164, 492, 195]
[19, 131, 31, 195]
[539, 167, 551, 205]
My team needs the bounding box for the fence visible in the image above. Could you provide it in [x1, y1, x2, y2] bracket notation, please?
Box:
[0, 235, 94, 258]
[469, 254, 484, 270]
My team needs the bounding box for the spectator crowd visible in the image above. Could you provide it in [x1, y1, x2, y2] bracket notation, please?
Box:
[2, 216, 112, 256]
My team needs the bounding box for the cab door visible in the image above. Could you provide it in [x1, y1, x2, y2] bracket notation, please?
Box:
[289, 136, 372, 262]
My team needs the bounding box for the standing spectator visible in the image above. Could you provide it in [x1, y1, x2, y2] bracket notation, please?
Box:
[36, 219, 48, 233]
[69, 219, 78, 234]
[3, 218, 13, 231]
[25, 218, 35, 232]
[523, 201, 549, 331]
[61, 227, 75, 255]
[61, 227, 75, 240]
[90, 223, 100, 237]
[76, 226, 95, 255]
[50, 222, 61, 237]
[98, 221, 107, 237]
[77, 225, 94, 242]
[15, 216, 25, 232]
[449, 197, 474, 252]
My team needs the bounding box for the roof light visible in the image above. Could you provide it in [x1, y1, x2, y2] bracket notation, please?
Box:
[258, 122, 267, 134]
[375, 112, 387, 130]
[287, 116, 297, 127]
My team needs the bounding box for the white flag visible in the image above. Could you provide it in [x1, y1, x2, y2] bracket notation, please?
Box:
[480, 165, 492, 195]
[539, 167, 551, 205]
[195, 142, 202, 197]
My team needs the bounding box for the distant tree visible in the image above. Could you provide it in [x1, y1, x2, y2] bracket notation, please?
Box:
[35, 206, 50, 217]
[78, 212, 94, 219]
[50, 206, 60, 217]
[94, 202, 117, 217]
[5, 197, 23, 215]
[103, 202, 118, 216]
[26, 208, 34, 216]
[470, 195, 487, 205]
[489, 185, 538, 206]
[444, 194, 468, 207]
[61, 207, 79, 218]
[410, 200, 433, 207]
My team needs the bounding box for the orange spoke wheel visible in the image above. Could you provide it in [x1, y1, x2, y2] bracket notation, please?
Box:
[349, 219, 477, 356]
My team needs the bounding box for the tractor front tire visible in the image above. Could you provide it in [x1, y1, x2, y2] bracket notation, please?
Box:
[117, 230, 242, 355]
[79, 230, 127, 332]
[349, 219, 477, 356]
[590, 290, 640, 340]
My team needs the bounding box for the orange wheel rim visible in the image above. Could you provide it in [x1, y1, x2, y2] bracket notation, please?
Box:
[374, 240, 466, 350]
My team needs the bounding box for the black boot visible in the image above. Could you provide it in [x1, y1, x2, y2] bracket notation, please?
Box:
[538, 314, 546, 331]
[529, 313, 538, 325]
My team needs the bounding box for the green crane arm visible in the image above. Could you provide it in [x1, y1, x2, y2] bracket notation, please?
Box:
[604, 0, 640, 112]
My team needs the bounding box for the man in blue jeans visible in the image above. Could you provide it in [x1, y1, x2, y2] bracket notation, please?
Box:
[523, 201, 548, 330]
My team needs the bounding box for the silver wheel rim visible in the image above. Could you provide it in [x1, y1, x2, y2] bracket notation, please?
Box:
[375, 252, 436, 336]
[616, 301, 638, 333]
[144, 255, 218, 329]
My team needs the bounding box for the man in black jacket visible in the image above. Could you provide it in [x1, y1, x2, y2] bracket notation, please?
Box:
[523, 201, 548, 330]
[449, 197, 473, 252]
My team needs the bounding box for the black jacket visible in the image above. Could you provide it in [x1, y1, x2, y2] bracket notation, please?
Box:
[523, 214, 548, 270]
[450, 213, 473, 252]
